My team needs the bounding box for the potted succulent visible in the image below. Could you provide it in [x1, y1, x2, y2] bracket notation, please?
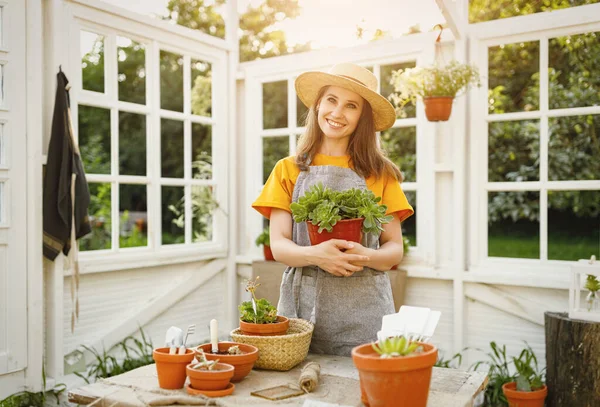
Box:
[239, 277, 289, 336]
[255, 227, 274, 261]
[389, 60, 480, 122]
[502, 344, 547, 407]
[152, 347, 195, 389]
[196, 342, 259, 382]
[351, 336, 438, 407]
[186, 349, 235, 397]
[585, 274, 600, 311]
[290, 183, 393, 245]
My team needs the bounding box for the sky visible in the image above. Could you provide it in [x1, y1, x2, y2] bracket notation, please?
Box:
[99, 0, 445, 49]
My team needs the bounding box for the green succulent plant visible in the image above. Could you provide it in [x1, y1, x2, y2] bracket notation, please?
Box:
[290, 182, 393, 235]
[585, 274, 600, 292]
[238, 277, 278, 324]
[255, 227, 270, 247]
[372, 336, 422, 358]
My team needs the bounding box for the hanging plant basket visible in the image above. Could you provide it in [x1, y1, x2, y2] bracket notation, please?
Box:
[423, 96, 454, 122]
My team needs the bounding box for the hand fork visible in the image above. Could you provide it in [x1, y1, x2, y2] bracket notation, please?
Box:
[178, 324, 196, 354]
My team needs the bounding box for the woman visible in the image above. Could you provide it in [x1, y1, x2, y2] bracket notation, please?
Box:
[252, 63, 414, 356]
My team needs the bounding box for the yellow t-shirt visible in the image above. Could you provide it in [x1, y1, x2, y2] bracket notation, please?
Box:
[252, 154, 414, 222]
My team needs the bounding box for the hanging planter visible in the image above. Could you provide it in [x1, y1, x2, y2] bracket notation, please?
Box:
[423, 96, 454, 122]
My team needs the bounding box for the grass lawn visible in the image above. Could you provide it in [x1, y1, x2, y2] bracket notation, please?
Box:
[489, 233, 599, 260]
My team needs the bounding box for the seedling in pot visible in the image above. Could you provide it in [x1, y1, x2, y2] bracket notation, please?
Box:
[191, 349, 219, 371]
[372, 336, 423, 358]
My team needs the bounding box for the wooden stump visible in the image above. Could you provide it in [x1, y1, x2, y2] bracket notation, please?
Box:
[544, 312, 600, 407]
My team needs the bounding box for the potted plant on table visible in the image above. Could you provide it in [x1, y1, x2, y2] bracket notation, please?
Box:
[389, 60, 480, 122]
[502, 344, 547, 407]
[195, 342, 259, 382]
[185, 349, 235, 397]
[351, 336, 438, 407]
[239, 277, 289, 336]
[152, 347, 195, 390]
[290, 182, 393, 245]
[255, 227, 274, 261]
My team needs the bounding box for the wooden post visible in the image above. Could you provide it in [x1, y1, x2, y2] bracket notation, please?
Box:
[544, 312, 600, 406]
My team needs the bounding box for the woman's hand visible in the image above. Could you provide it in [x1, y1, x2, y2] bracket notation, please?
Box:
[307, 239, 370, 277]
[344, 242, 374, 267]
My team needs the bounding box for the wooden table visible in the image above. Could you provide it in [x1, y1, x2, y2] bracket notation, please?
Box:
[69, 353, 488, 407]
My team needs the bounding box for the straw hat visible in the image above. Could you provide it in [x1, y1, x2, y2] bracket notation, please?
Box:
[295, 63, 396, 131]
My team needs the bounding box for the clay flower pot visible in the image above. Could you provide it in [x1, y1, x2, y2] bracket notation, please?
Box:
[152, 347, 195, 390]
[351, 342, 438, 407]
[186, 362, 234, 391]
[307, 218, 363, 245]
[263, 245, 275, 261]
[423, 96, 454, 121]
[502, 382, 548, 407]
[239, 315, 289, 336]
[196, 342, 259, 382]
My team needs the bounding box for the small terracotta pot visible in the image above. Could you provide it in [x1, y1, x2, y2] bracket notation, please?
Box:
[153, 347, 195, 390]
[307, 218, 363, 245]
[186, 362, 234, 391]
[239, 315, 289, 336]
[352, 342, 438, 407]
[423, 96, 454, 121]
[196, 342, 259, 382]
[186, 382, 235, 397]
[263, 245, 275, 261]
[502, 382, 548, 407]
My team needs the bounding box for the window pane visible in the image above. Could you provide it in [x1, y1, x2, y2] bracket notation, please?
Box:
[550, 32, 600, 109]
[380, 127, 416, 182]
[191, 59, 212, 116]
[191, 123, 212, 180]
[296, 95, 308, 127]
[469, 0, 600, 23]
[162, 3, 225, 39]
[489, 120, 539, 182]
[117, 37, 146, 105]
[548, 190, 600, 261]
[119, 112, 146, 176]
[488, 191, 539, 259]
[81, 31, 105, 93]
[381, 62, 416, 118]
[263, 81, 287, 129]
[79, 183, 111, 251]
[488, 41, 539, 114]
[192, 186, 215, 243]
[162, 186, 185, 245]
[79, 105, 111, 174]
[161, 119, 184, 178]
[403, 191, 416, 247]
[263, 136, 288, 183]
[549, 115, 600, 181]
[160, 50, 183, 112]
[119, 184, 147, 248]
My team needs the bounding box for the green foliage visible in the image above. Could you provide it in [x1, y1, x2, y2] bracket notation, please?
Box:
[371, 336, 421, 358]
[290, 183, 393, 235]
[0, 384, 66, 407]
[389, 61, 480, 117]
[255, 227, 270, 247]
[435, 350, 463, 368]
[471, 342, 513, 406]
[238, 298, 278, 324]
[512, 343, 545, 392]
[74, 329, 154, 384]
[585, 274, 600, 292]
[469, 0, 600, 23]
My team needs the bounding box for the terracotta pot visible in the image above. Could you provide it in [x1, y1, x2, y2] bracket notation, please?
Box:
[239, 315, 289, 336]
[502, 382, 548, 407]
[152, 347, 195, 390]
[263, 245, 275, 261]
[195, 342, 259, 382]
[186, 382, 235, 397]
[186, 362, 234, 391]
[423, 96, 454, 122]
[351, 342, 438, 407]
[307, 218, 363, 245]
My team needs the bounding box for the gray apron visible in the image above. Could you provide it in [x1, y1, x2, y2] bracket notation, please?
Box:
[277, 163, 395, 356]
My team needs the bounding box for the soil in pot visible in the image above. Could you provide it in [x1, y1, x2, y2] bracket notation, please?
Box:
[196, 342, 259, 382]
[307, 218, 363, 245]
[153, 347, 195, 390]
[502, 382, 548, 407]
[239, 315, 289, 336]
[186, 362, 234, 391]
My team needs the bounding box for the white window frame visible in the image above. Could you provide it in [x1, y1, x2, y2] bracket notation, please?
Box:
[467, 4, 600, 289]
[65, 1, 230, 272]
[241, 33, 441, 270]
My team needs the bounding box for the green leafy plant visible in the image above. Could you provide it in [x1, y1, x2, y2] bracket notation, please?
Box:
[255, 227, 270, 247]
[389, 61, 480, 117]
[471, 342, 513, 407]
[290, 182, 393, 235]
[512, 343, 545, 392]
[585, 274, 600, 292]
[372, 336, 422, 358]
[435, 350, 463, 369]
[191, 349, 219, 370]
[238, 277, 278, 324]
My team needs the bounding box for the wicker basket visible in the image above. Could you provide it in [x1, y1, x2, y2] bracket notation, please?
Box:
[230, 318, 313, 371]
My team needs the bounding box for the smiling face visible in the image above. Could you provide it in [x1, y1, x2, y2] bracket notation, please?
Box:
[317, 86, 364, 142]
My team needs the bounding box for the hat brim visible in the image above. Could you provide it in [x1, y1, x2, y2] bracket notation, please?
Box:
[295, 71, 397, 131]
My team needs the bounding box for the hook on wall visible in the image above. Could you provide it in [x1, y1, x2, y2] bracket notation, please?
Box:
[433, 24, 444, 43]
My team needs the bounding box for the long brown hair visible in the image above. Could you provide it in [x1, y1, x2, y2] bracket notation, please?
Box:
[295, 86, 403, 182]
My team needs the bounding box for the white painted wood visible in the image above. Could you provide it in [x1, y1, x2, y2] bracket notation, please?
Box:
[569, 261, 600, 322]
[434, 0, 464, 39]
[0, 0, 27, 384]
